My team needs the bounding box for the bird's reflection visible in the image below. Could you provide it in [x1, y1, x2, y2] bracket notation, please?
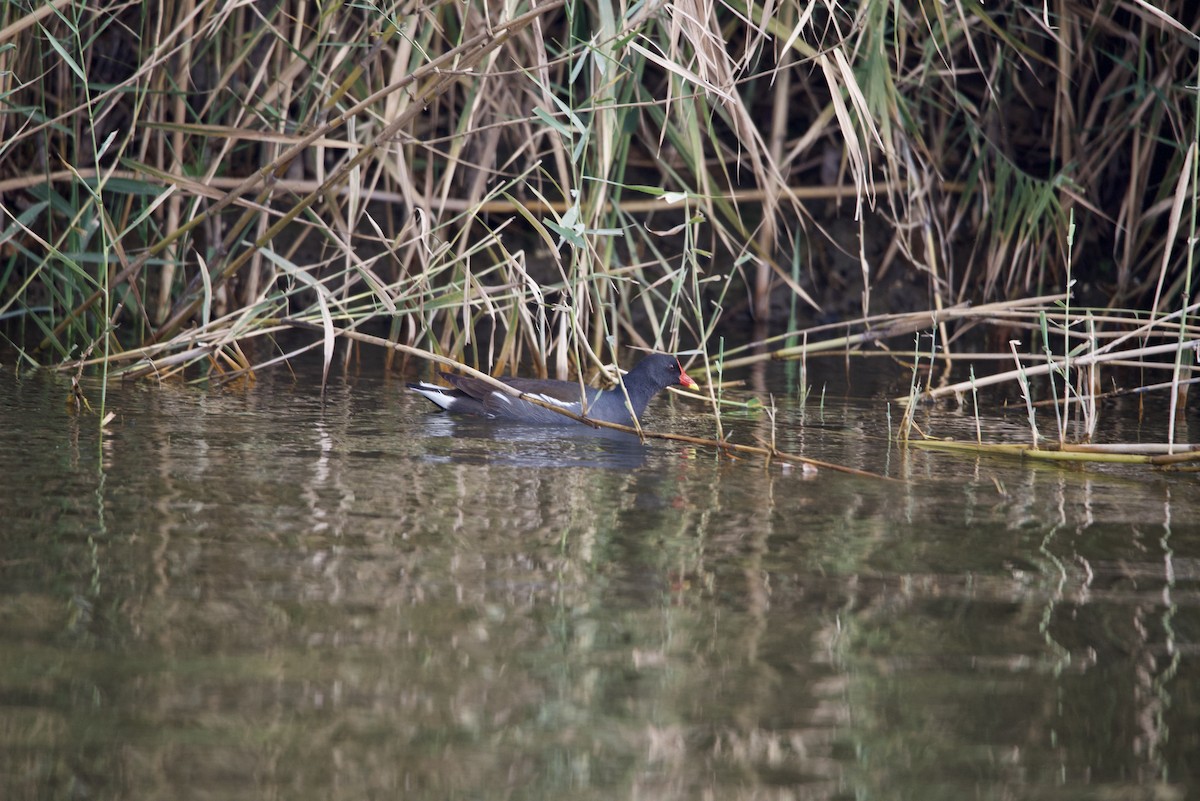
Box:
[416, 414, 650, 470]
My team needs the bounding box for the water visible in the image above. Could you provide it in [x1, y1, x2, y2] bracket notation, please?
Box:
[2, 360, 1198, 800]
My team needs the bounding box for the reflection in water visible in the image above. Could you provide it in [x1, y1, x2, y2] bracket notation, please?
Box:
[418, 413, 651, 470]
[0, 366, 1197, 800]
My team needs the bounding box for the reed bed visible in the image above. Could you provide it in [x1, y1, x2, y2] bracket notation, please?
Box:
[0, 0, 1197, 462]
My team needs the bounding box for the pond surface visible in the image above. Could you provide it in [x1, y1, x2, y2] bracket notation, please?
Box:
[2, 358, 1198, 800]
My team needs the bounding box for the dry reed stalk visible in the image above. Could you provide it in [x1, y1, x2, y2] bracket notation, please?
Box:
[909, 438, 1200, 466]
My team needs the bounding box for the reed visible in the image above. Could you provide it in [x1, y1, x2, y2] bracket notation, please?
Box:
[0, 0, 1195, 451]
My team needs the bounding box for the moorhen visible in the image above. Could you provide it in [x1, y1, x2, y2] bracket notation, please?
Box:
[408, 353, 698, 426]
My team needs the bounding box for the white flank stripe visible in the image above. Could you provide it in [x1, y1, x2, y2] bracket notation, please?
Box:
[528, 393, 578, 411]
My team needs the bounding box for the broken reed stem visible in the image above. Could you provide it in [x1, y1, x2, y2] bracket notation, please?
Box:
[0, 170, 943, 214]
[718, 293, 1070, 370]
[907, 336, 1200, 403]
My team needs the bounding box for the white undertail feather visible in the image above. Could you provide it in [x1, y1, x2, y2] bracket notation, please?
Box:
[410, 382, 456, 411]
